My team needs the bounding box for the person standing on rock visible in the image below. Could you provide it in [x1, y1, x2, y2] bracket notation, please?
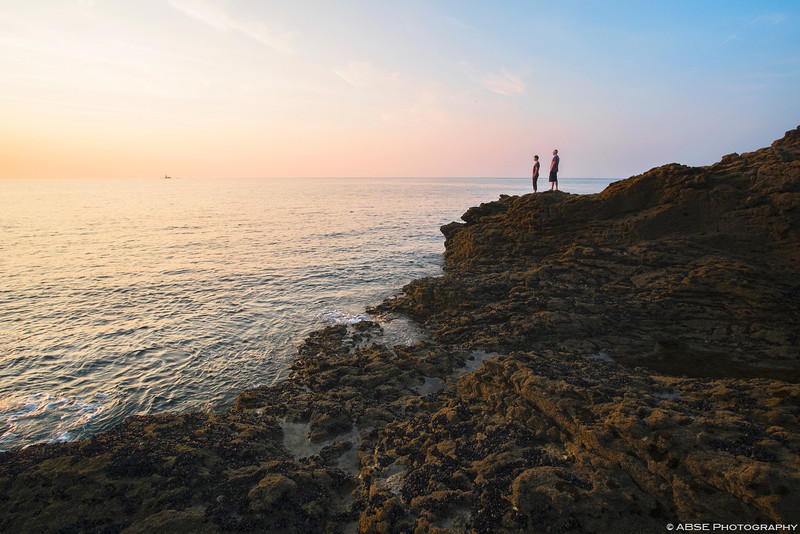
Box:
[549, 149, 560, 191]
[532, 155, 540, 192]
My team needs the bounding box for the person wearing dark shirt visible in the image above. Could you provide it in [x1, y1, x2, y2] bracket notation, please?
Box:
[549, 149, 560, 191]
[532, 155, 540, 192]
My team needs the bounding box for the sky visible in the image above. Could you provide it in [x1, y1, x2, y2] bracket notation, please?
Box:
[1, 1, 799, 180]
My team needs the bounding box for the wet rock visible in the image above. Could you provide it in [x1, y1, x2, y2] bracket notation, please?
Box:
[309, 405, 353, 442]
[122, 509, 216, 534]
[248, 473, 299, 511]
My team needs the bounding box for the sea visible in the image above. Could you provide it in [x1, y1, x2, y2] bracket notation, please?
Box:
[0, 176, 614, 451]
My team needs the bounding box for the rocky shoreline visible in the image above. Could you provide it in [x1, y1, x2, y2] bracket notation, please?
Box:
[2, 129, 799, 533]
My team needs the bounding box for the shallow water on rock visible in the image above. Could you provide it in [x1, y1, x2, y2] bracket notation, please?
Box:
[280, 420, 362, 475]
[457, 351, 498, 374]
[414, 377, 444, 396]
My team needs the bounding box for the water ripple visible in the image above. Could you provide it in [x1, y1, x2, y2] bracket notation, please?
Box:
[0, 177, 612, 450]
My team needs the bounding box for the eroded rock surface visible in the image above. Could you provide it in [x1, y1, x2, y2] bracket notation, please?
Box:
[391, 128, 800, 378]
[1, 129, 799, 533]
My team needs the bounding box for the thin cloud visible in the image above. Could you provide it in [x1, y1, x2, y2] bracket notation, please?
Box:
[480, 69, 526, 96]
[167, 0, 294, 55]
[725, 12, 787, 45]
[459, 61, 528, 96]
[332, 61, 398, 87]
[0, 93, 157, 117]
[750, 12, 787, 26]
[443, 15, 475, 31]
[379, 87, 449, 126]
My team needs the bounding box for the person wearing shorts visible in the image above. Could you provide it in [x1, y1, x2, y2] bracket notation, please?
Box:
[549, 149, 559, 191]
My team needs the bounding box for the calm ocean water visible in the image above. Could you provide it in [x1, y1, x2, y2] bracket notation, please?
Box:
[0, 177, 614, 450]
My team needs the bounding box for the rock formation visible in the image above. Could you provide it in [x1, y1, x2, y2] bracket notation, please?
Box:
[1, 129, 798, 533]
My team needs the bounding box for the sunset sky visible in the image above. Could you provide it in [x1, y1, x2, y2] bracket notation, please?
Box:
[2, 1, 799, 180]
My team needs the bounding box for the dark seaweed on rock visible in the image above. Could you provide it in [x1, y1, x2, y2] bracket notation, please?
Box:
[1, 129, 800, 533]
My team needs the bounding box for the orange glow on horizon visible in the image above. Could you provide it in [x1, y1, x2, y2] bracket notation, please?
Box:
[1, 2, 797, 180]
